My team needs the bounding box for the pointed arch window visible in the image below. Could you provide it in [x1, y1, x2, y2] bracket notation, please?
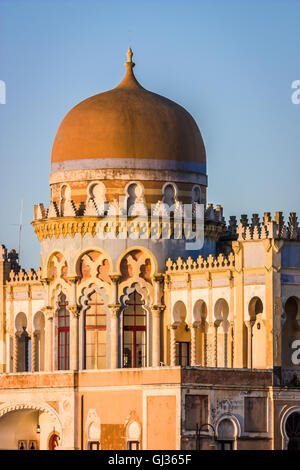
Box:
[84, 291, 107, 369]
[123, 291, 147, 368]
[57, 293, 70, 370]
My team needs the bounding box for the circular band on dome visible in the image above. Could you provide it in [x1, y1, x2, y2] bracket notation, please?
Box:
[51, 158, 207, 175]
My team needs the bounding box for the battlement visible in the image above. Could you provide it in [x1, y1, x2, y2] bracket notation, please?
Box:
[221, 211, 300, 242]
[32, 202, 225, 242]
[166, 252, 235, 273]
[8, 267, 42, 285]
[34, 201, 225, 222]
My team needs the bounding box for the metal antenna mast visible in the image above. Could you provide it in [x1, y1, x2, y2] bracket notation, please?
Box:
[18, 199, 23, 264]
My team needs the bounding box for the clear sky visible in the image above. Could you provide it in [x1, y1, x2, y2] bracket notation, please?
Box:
[0, 0, 299, 270]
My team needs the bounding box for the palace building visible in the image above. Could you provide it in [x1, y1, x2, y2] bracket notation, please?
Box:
[0, 48, 300, 450]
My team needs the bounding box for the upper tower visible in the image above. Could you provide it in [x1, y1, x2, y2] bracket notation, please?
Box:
[33, 49, 224, 274]
[49, 48, 208, 215]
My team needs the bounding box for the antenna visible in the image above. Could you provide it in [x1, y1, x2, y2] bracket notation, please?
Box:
[18, 199, 23, 264]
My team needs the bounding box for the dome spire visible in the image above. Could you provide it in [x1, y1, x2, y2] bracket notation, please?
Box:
[116, 47, 141, 89]
[125, 46, 135, 69]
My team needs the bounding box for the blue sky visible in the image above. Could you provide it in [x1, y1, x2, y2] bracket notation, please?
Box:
[0, 0, 299, 269]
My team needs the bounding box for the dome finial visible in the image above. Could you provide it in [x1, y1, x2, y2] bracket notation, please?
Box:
[125, 46, 135, 68]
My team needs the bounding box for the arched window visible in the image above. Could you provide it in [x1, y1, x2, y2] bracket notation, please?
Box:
[192, 185, 201, 205]
[17, 328, 31, 372]
[15, 312, 31, 372]
[172, 301, 190, 366]
[126, 183, 146, 216]
[214, 299, 230, 368]
[217, 418, 236, 450]
[193, 300, 208, 366]
[286, 412, 300, 450]
[248, 296, 265, 369]
[84, 291, 107, 369]
[33, 311, 45, 371]
[57, 294, 70, 370]
[123, 291, 147, 368]
[282, 297, 300, 368]
[162, 183, 176, 207]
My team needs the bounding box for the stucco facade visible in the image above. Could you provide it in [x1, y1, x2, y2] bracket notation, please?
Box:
[0, 49, 300, 450]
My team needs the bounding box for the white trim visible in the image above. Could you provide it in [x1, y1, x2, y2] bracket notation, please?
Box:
[280, 405, 300, 450]
[215, 413, 241, 438]
[51, 158, 207, 175]
[215, 414, 241, 450]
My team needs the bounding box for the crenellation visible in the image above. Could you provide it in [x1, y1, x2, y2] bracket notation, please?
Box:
[251, 213, 260, 229]
[47, 201, 59, 218]
[233, 211, 300, 241]
[8, 267, 42, 285]
[166, 252, 235, 273]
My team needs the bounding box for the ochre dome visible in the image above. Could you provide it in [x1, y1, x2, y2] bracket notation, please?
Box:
[51, 51, 206, 175]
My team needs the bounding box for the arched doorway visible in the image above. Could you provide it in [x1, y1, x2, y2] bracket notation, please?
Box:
[286, 412, 300, 450]
[0, 405, 62, 450]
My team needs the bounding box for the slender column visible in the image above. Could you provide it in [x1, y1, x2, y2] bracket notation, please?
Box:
[152, 275, 164, 367]
[190, 324, 198, 366]
[214, 325, 218, 367]
[246, 320, 255, 369]
[109, 275, 121, 369]
[152, 307, 162, 367]
[203, 325, 208, 366]
[69, 275, 80, 371]
[230, 321, 234, 368]
[109, 304, 120, 369]
[31, 332, 36, 372]
[6, 333, 11, 373]
[43, 307, 54, 371]
[69, 305, 80, 370]
[170, 325, 177, 366]
[163, 275, 171, 366]
[199, 322, 207, 366]
[13, 333, 19, 372]
[224, 331, 228, 368]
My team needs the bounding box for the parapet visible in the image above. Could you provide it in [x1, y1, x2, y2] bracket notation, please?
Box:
[221, 212, 300, 242]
